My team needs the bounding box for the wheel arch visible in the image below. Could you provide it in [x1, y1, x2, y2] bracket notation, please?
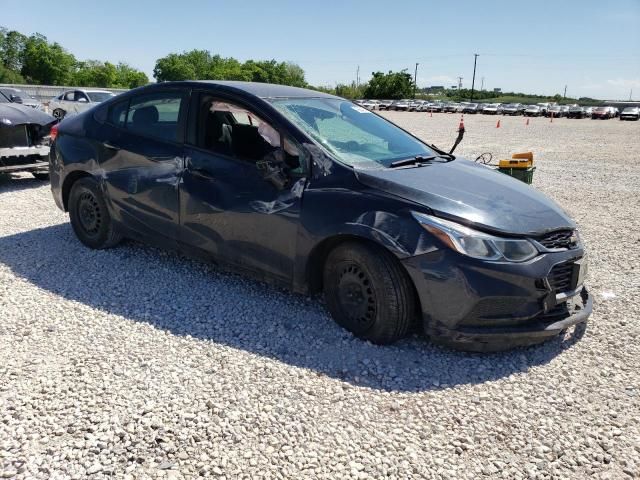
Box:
[61, 170, 93, 211]
[305, 232, 415, 296]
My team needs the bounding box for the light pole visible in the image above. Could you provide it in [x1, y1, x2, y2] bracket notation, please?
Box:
[413, 63, 419, 99]
[470, 53, 479, 102]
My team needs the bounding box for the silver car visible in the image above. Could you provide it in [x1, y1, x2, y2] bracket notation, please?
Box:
[48, 89, 116, 119]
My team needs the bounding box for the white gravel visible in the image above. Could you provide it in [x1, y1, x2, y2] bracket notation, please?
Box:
[1, 113, 639, 479]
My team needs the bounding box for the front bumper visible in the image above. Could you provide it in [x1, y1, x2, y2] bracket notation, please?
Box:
[402, 248, 592, 352]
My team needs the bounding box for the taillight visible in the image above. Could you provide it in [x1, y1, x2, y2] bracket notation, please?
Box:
[50, 124, 58, 141]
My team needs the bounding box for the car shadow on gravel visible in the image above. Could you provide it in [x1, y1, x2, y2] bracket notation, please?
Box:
[0, 223, 587, 393]
[0, 174, 48, 192]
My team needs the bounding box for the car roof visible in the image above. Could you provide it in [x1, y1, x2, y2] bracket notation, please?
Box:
[158, 80, 340, 99]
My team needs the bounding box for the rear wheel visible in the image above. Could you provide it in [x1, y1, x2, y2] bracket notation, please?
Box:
[68, 177, 122, 249]
[323, 242, 417, 344]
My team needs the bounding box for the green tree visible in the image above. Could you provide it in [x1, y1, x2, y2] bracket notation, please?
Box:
[114, 63, 148, 88]
[0, 63, 24, 83]
[153, 49, 307, 87]
[21, 34, 76, 85]
[363, 70, 414, 99]
[153, 53, 197, 81]
[0, 28, 27, 72]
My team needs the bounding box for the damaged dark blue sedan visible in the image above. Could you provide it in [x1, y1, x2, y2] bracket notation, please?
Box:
[49, 81, 592, 351]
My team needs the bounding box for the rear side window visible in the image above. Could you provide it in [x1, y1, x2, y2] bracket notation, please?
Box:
[107, 99, 129, 127]
[126, 91, 185, 142]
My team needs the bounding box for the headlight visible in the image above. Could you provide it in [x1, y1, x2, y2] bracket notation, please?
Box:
[412, 212, 538, 262]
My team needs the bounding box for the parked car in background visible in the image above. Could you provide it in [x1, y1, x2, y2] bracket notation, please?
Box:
[567, 106, 586, 119]
[357, 99, 378, 110]
[426, 102, 443, 112]
[620, 106, 640, 120]
[0, 87, 43, 110]
[524, 105, 543, 117]
[536, 103, 550, 115]
[391, 99, 411, 111]
[49, 80, 592, 351]
[476, 103, 488, 113]
[501, 103, 523, 115]
[443, 103, 458, 113]
[48, 89, 116, 119]
[483, 103, 501, 114]
[462, 103, 480, 114]
[591, 106, 613, 119]
[377, 100, 394, 111]
[0, 99, 56, 180]
[546, 105, 564, 118]
[560, 106, 570, 116]
[611, 107, 620, 118]
[583, 107, 593, 117]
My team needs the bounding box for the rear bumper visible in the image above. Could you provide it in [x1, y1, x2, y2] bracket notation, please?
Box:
[401, 248, 592, 352]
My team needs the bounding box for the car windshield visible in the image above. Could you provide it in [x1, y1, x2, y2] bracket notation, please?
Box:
[3, 88, 33, 100]
[623, 107, 636, 112]
[86, 92, 115, 102]
[268, 97, 436, 169]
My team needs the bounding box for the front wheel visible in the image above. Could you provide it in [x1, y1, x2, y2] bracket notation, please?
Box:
[68, 177, 122, 249]
[323, 242, 417, 344]
[52, 108, 66, 120]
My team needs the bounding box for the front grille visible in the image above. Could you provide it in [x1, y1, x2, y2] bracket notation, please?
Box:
[548, 262, 574, 293]
[537, 230, 577, 250]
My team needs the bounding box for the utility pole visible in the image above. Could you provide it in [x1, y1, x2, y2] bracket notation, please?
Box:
[457, 76, 463, 90]
[413, 63, 419, 99]
[563, 85, 567, 99]
[480, 76, 484, 91]
[630, 88, 633, 101]
[356, 65, 360, 89]
[470, 53, 479, 102]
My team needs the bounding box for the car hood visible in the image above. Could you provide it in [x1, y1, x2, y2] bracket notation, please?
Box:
[0, 102, 56, 127]
[354, 159, 575, 236]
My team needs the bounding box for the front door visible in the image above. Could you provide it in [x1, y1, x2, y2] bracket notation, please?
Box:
[179, 93, 306, 284]
[98, 89, 189, 246]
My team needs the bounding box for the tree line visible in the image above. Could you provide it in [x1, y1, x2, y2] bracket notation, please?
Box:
[0, 27, 148, 88]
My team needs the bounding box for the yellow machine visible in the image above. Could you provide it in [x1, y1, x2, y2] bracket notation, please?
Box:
[498, 152, 534, 169]
[498, 152, 535, 184]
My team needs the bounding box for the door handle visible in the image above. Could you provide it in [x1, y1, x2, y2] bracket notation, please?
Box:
[103, 141, 120, 150]
[189, 167, 215, 180]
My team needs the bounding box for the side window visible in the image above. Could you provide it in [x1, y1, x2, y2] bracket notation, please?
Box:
[126, 91, 185, 142]
[64, 91, 75, 101]
[75, 91, 89, 103]
[107, 99, 129, 127]
[194, 95, 280, 162]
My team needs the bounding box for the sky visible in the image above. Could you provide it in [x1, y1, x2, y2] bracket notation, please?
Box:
[2, 0, 640, 99]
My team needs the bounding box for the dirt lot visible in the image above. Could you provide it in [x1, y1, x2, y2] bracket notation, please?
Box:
[1, 114, 639, 479]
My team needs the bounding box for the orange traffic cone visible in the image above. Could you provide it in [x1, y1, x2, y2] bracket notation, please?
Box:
[526, 118, 530, 126]
[496, 119, 501, 128]
[459, 115, 465, 130]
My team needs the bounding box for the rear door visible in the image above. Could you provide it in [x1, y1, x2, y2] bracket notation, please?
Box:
[98, 88, 189, 247]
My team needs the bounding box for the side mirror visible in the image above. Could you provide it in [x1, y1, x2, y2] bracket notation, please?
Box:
[11, 95, 23, 104]
[78, 97, 88, 103]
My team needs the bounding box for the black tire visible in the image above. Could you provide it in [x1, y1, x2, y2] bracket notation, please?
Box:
[52, 109, 66, 120]
[68, 177, 122, 249]
[323, 242, 417, 344]
[31, 171, 49, 181]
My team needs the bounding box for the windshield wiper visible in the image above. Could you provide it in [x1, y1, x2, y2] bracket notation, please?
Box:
[389, 155, 450, 168]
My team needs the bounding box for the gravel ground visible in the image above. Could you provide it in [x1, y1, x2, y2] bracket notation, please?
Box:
[1, 113, 639, 479]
